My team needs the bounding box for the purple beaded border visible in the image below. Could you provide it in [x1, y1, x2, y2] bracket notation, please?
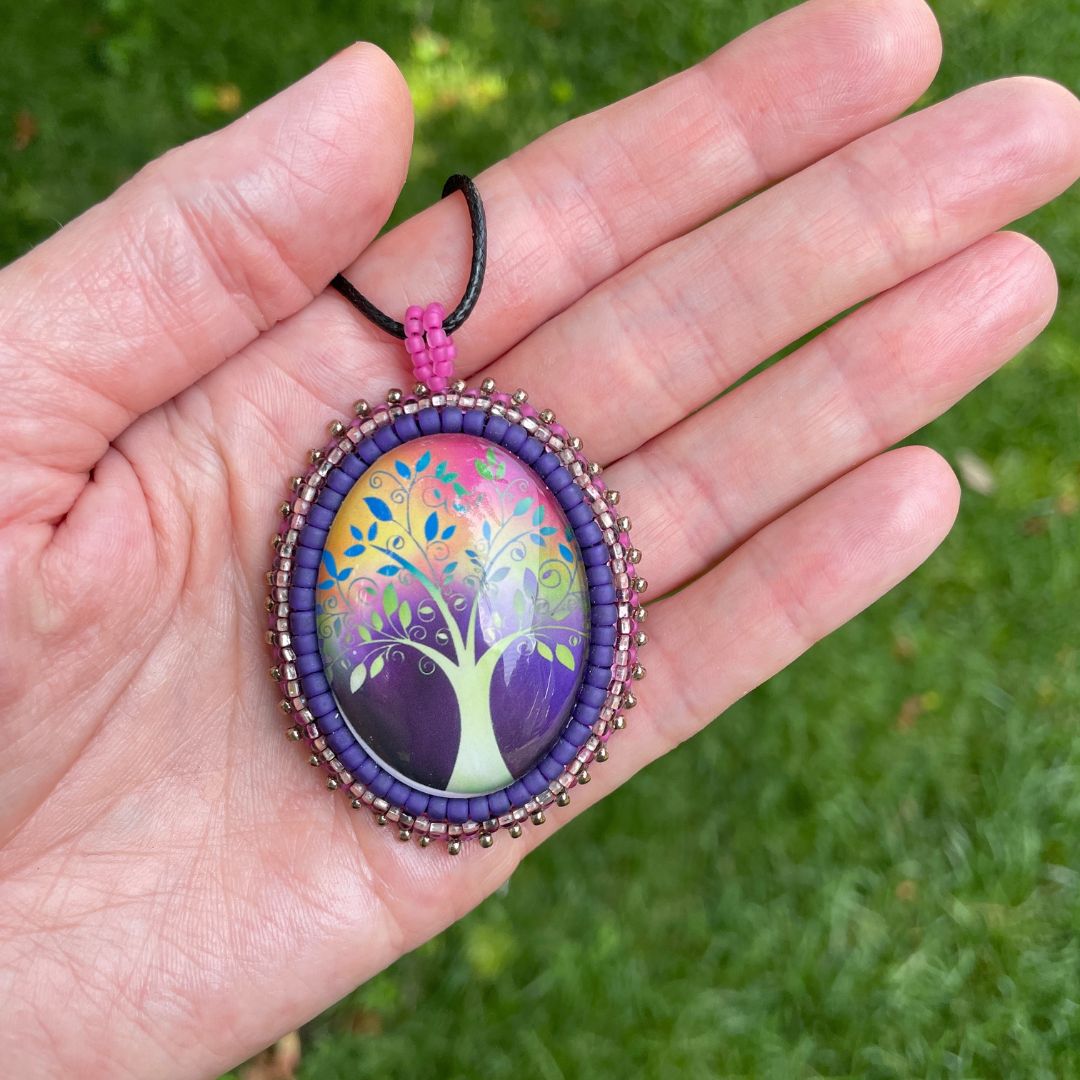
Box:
[266, 381, 647, 852]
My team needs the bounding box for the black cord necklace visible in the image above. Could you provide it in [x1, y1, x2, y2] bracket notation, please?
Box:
[266, 174, 646, 855]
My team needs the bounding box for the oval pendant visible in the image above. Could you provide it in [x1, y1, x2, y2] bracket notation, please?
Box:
[268, 383, 645, 850]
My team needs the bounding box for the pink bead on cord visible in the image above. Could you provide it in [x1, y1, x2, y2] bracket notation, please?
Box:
[403, 302, 456, 392]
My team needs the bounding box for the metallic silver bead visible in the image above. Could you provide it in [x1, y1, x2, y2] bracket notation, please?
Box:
[398, 827, 412, 842]
[328, 419, 345, 437]
[579, 769, 591, 784]
[633, 605, 648, 622]
[556, 791, 571, 807]
[568, 435, 583, 451]
[586, 461, 602, 477]
[376, 814, 388, 827]
[286, 726, 301, 741]
[613, 714, 626, 730]
[270, 665, 282, 681]
[450, 377, 467, 393]
[633, 577, 648, 594]
[509, 823, 523, 839]
[634, 630, 648, 647]
[632, 663, 646, 681]
[308, 754, 321, 766]
[386, 388, 403, 405]
[279, 699, 293, 714]
[278, 502, 291, 518]
[627, 548, 643, 565]
[419, 835, 431, 848]
[511, 389, 528, 405]
[596, 745, 609, 763]
[290, 476, 304, 492]
[309, 449, 325, 465]
[479, 833, 494, 849]
[448, 839, 462, 856]
[624, 692, 638, 710]
[354, 398, 371, 416]
[264, 596, 274, 613]
[617, 515, 632, 532]
[414, 381, 429, 396]
[326, 777, 339, 791]
[538, 408, 556, 425]
[531, 810, 546, 826]
[351, 798, 363, 810]
[480, 377, 496, 394]
[607, 489, 621, 505]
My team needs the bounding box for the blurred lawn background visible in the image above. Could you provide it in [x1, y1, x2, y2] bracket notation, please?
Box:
[3, 1, 1078, 1076]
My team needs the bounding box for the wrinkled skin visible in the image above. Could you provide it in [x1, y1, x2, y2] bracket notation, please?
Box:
[0, 1, 1077, 1076]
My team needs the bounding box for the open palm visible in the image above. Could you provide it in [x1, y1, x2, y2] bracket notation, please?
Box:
[2, 1, 1078, 1075]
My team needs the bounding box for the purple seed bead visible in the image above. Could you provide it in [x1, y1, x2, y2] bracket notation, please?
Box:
[387, 781, 411, 808]
[534, 452, 560, 478]
[589, 644, 615, 668]
[290, 610, 317, 635]
[442, 407, 464, 433]
[370, 772, 394, 798]
[291, 632, 318, 656]
[306, 692, 336, 718]
[524, 769, 549, 797]
[418, 407, 441, 434]
[582, 543, 608, 567]
[485, 416, 509, 442]
[404, 791, 429, 816]
[488, 790, 511, 816]
[327, 728, 353, 754]
[447, 798, 469, 824]
[462, 409, 485, 436]
[340, 745, 367, 773]
[357, 440, 382, 465]
[317, 710, 344, 735]
[567, 502, 593, 527]
[573, 703, 601, 728]
[393, 415, 421, 441]
[298, 525, 328, 550]
[357, 758, 380, 784]
[586, 564, 612, 588]
[591, 624, 617, 647]
[501, 425, 528, 453]
[306, 505, 335, 530]
[559, 484, 585, 510]
[316, 486, 344, 511]
[518, 437, 544, 465]
[591, 603, 618, 625]
[293, 566, 317, 588]
[295, 545, 321, 569]
[546, 467, 573, 493]
[579, 684, 607, 708]
[564, 720, 592, 744]
[468, 796, 490, 822]
[552, 739, 577, 765]
[539, 757, 562, 782]
[427, 796, 448, 820]
[330, 463, 359, 488]
[507, 781, 531, 806]
[300, 672, 329, 698]
[589, 583, 617, 606]
[576, 521, 603, 548]
[373, 427, 400, 452]
[585, 665, 610, 690]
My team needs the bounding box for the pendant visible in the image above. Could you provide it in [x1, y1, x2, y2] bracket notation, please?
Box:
[267, 371, 645, 852]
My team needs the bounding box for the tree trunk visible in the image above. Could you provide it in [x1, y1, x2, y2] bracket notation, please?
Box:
[447, 664, 513, 794]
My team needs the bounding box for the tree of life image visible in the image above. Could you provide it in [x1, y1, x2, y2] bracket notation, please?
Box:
[316, 433, 590, 795]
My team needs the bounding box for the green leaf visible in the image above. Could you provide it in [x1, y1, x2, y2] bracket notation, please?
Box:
[536, 641, 553, 662]
[556, 643, 576, 670]
[370, 654, 385, 679]
[349, 663, 367, 692]
[383, 583, 398, 617]
[371, 611, 384, 632]
[400, 601, 412, 630]
[475, 460, 493, 481]
[356, 625, 372, 642]
[513, 497, 532, 516]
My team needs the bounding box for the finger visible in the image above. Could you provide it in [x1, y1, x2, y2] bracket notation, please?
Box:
[607, 230, 1057, 595]
[359, 447, 959, 923]
[481, 76, 1080, 462]
[0, 43, 412, 520]
[224, 0, 941, 420]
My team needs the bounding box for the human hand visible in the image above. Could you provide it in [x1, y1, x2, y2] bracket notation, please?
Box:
[2, 0, 1078, 1075]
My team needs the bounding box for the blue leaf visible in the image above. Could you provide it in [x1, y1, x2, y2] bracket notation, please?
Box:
[350, 525, 364, 540]
[532, 505, 544, 526]
[368, 522, 378, 541]
[540, 526, 557, 536]
[344, 544, 365, 557]
[318, 579, 335, 590]
[416, 450, 431, 473]
[513, 497, 532, 516]
[444, 561, 457, 576]
[395, 460, 411, 480]
[530, 533, 544, 545]
[364, 497, 392, 522]
[322, 550, 339, 578]
[482, 520, 492, 541]
[464, 549, 477, 559]
[490, 566, 510, 583]
[424, 511, 439, 542]
[338, 567, 353, 581]
[558, 543, 574, 563]
[441, 525, 456, 541]
[377, 565, 400, 577]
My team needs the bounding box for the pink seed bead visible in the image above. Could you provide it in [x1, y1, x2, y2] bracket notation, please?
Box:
[434, 359, 452, 377]
[426, 326, 448, 347]
[405, 335, 426, 355]
[422, 303, 444, 330]
[444, 342, 457, 361]
[415, 363, 433, 380]
[429, 375, 448, 392]
[405, 305, 424, 322]
[405, 317, 423, 336]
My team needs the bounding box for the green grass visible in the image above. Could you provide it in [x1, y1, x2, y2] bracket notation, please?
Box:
[3, 1, 1079, 1076]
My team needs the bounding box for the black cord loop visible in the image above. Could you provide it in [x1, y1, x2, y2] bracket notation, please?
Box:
[330, 173, 486, 339]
